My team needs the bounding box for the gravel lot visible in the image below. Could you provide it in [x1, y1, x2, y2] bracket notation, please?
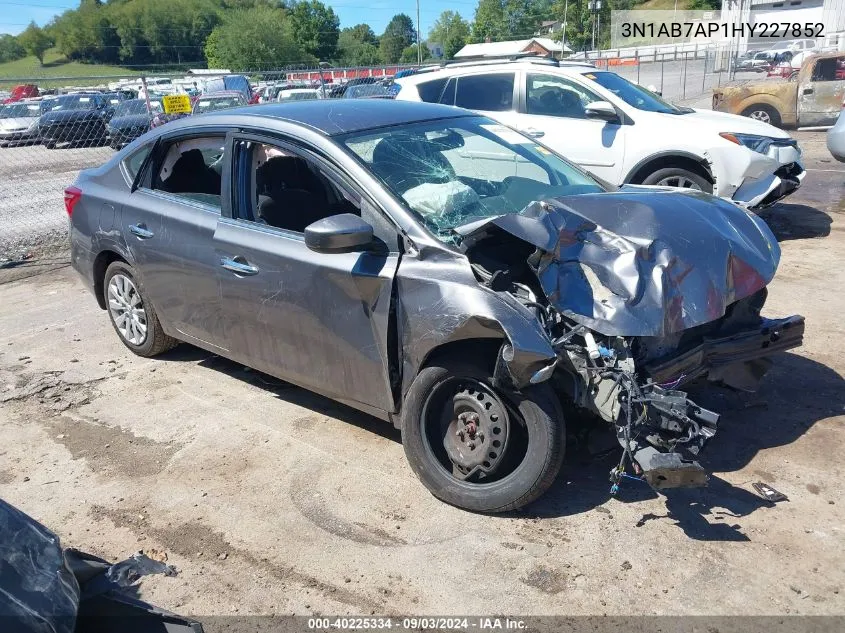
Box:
[0, 143, 112, 258]
[0, 130, 843, 622]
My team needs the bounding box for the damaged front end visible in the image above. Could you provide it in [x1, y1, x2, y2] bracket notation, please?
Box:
[457, 190, 805, 491]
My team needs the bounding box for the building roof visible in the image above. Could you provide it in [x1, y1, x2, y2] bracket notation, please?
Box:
[454, 38, 571, 58]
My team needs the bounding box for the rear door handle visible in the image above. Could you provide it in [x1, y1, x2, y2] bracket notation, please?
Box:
[220, 256, 259, 276]
[129, 223, 154, 239]
[522, 127, 545, 138]
[802, 88, 814, 95]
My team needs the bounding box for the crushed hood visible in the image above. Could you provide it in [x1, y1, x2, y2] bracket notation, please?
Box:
[456, 189, 781, 337]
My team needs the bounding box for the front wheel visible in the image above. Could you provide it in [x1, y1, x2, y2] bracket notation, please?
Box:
[642, 167, 713, 193]
[401, 360, 565, 513]
[103, 260, 178, 357]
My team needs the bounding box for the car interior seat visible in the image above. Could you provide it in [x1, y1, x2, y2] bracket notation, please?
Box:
[161, 148, 221, 196]
[255, 156, 330, 231]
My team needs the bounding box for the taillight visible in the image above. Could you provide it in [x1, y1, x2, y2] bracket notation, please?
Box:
[64, 186, 82, 217]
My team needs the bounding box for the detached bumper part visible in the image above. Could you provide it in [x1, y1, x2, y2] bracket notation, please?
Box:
[634, 447, 710, 489]
[644, 314, 805, 389]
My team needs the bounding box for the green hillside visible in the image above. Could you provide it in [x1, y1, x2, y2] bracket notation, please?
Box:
[0, 49, 133, 87]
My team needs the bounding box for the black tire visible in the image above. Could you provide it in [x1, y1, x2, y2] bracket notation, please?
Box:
[44, 141, 56, 149]
[641, 167, 713, 193]
[102, 260, 178, 357]
[401, 359, 565, 513]
[742, 103, 781, 127]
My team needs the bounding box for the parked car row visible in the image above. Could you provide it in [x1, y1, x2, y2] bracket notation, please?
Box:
[0, 91, 131, 148]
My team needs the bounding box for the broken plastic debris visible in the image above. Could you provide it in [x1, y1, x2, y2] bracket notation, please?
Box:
[752, 482, 789, 503]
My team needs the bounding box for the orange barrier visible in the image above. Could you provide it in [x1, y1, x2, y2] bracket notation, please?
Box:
[593, 58, 640, 67]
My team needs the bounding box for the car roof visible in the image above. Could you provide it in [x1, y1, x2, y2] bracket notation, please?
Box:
[200, 100, 475, 136]
[398, 61, 596, 86]
[200, 91, 245, 99]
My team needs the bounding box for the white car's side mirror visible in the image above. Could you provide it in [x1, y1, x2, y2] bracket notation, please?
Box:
[584, 101, 618, 122]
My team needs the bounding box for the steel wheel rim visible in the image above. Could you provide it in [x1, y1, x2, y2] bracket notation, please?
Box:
[107, 274, 147, 346]
[749, 110, 771, 123]
[420, 377, 528, 485]
[655, 175, 702, 190]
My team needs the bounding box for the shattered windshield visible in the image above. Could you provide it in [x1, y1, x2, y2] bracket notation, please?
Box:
[341, 116, 605, 239]
[583, 71, 684, 114]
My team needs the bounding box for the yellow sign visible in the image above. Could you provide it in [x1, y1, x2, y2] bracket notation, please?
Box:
[162, 94, 192, 115]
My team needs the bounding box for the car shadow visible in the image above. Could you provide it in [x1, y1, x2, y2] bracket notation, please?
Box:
[160, 347, 840, 541]
[518, 351, 842, 539]
[160, 345, 402, 443]
[759, 202, 832, 240]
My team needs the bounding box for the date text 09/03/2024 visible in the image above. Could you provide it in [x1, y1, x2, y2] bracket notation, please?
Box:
[620, 21, 824, 40]
[307, 617, 528, 630]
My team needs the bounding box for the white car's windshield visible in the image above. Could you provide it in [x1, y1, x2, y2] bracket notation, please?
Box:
[584, 71, 684, 114]
[115, 100, 162, 116]
[341, 116, 605, 239]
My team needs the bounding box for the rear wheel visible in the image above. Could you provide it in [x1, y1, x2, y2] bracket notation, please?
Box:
[103, 261, 178, 357]
[642, 167, 712, 193]
[44, 141, 56, 149]
[401, 359, 564, 513]
[742, 104, 781, 127]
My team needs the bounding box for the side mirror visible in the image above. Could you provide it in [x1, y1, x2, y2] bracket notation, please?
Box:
[304, 214, 374, 253]
[584, 101, 619, 122]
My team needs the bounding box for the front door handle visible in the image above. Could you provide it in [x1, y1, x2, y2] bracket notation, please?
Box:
[522, 127, 545, 138]
[803, 88, 814, 95]
[129, 223, 154, 239]
[220, 256, 259, 276]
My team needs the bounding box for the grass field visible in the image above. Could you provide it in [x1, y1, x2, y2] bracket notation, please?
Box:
[634, 0, 696, 9]
[0, 49, 136, 87]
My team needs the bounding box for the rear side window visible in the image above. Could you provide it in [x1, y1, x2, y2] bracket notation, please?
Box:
[149, 136, 225, 209]
[417, 78, 448, 103]
[454, 73, 514, 111]
[124, 145, 152, 182]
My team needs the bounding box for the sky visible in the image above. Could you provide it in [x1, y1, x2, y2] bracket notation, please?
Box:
[0, 0, 478, 39]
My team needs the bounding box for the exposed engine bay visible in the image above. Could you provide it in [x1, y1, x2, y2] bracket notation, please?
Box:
[455, 193, 805, 491]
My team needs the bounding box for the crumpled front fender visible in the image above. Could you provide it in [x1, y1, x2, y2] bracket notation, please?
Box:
[705, 145, 804, 208]
[396, 246, 557, 399]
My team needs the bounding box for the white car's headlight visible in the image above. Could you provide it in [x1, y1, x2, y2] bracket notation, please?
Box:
[719, 132, 776, 154]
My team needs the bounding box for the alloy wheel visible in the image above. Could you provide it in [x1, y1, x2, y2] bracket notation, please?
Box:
[748, 109, 772, 124]
[107, 274, 147, 346]
[655, 175, 703, 190]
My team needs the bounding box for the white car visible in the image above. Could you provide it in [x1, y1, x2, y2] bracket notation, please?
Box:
[395, 58, 805, 208]
[277, 88, 323, 102]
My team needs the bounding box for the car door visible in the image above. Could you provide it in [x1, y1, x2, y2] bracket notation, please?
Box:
[122, 131, 228, 350]
[798, 55, 845, 126]
[212, 132, 400, 413]
[513, 71, 626, 183]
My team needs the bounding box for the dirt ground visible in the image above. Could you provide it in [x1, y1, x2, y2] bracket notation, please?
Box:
[1, 130, 843, 620]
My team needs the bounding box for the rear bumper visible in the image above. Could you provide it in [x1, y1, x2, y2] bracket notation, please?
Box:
[827, 123, 845, 163]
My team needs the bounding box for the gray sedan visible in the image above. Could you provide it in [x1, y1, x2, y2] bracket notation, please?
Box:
[67, 100, 803, 512]
[827, 106, 845, 162]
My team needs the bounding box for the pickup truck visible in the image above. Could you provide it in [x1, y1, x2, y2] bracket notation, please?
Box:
[713, 51, 845, 128]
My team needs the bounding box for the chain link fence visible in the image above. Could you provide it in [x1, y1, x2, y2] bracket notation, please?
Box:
[0, 57, 724, 270]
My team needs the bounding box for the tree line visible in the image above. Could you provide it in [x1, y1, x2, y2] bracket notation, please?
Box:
[0, 0, 720, 70]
